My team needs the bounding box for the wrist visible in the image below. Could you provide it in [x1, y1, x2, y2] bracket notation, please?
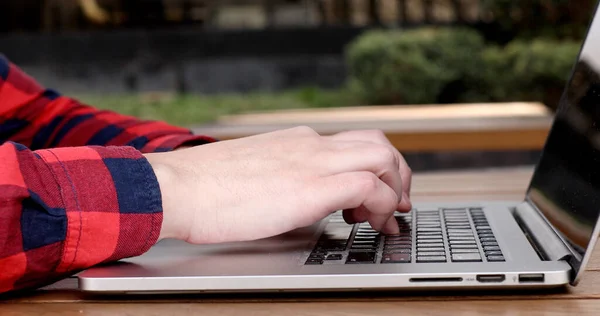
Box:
[145, 153, 182, 241]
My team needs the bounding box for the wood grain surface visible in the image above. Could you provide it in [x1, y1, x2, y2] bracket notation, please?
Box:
[192, 102, 553, 152]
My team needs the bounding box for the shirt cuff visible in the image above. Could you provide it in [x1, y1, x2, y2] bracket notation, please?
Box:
[33, 145, 163, 272]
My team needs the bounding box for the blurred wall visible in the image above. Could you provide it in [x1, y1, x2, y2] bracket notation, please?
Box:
[0, 27, 359, 94]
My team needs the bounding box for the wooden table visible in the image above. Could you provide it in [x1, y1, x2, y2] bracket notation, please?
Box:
[2, 167, 600, 315]
[192, 102, 553, 152]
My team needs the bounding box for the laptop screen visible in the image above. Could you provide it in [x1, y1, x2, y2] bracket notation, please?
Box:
[527, 4, 600, 281]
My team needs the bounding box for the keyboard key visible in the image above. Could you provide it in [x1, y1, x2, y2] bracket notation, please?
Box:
[315, 243, 346, 252]
[418, 224, 441, 228]
[476, 226, 491, 230]
[305, 258, 323, 265]
[451, 253, 482, 262]
[450, 244, 478, 249]
[418, 217, 439, 220]
[484, 246, 501, 251]
[446, 225, 471, 230]
[451, 248, 480, 253]
[387, 240, 412, 245]
[353, 239, 378, 244]
[418, 235, 443, 240]
[445, 222, 470, 226]
[353, 239, 377, 245]
[326, 254, 343, 260]
[447, 229, 473, 233]
[482, 241, 499, 246]
[417, 243, 444, 248]
[418, 247, 445, 252]
[384, 248, 411, 254]
[478, 234, 495, 238]
[417, 256, 447, 263]
[417, 228, 442, 232]
[326, 227, 353, 241]
[417, 220, 441, 224]
[480, 237, 497, 242]
[448, 232, 474, 237]
[346, 252, 376, 264]
[444, 217, 468, 221]
[417, 251, 446, 256]
[381, 253, 411, 263]
[449, 236, 475, 241]
[418, 231, 444, 236]
[487, 256, 505, 262]
[356, 230, 379, 235]
[385, 244, 411, 250]
[351, 244, 378, 250]
[485, 251, 503, 256]
[450, 240, 477, 246]
[419, 239, 444, 244]
[385, 237, 411, 242]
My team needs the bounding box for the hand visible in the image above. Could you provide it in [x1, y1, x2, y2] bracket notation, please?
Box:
[145, 126, 412, 244]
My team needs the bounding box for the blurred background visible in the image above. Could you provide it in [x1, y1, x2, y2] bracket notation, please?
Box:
[0, 0, 595, 171]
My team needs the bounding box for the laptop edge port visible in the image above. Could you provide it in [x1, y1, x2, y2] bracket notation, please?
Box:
[518, 273, 545, 283]
[476, 274, 506, 283]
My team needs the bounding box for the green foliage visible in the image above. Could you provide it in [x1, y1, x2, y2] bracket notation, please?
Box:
[73, 87, 356, 126]
[472, 39, 581, 108]
[345, 27, 486, 105]
[345, 26, 581, 109]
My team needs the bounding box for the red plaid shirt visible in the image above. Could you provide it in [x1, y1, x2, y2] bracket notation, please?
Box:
[0, 55, 215, 294]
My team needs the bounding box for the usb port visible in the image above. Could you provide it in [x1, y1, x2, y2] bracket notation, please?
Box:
[518, 273, 545, 283]
[476, 274, 505, 283]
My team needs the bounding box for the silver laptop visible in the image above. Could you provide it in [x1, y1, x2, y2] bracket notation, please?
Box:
[78, 5, 600, 294]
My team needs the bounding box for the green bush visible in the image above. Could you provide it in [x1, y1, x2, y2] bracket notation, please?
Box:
[345, 27, 581, 108]
[345, 27, 486, 105]
[473, 39, 581, 108]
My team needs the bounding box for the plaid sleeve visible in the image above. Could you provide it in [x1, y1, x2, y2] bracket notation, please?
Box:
[0, 141, 163, 293]
[0, 54, 216, 152]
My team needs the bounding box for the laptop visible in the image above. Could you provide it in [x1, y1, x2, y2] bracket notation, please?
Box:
[78, 5, 600, 294]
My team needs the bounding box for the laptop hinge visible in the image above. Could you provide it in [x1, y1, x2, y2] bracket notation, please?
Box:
[514, 202, 572, 261]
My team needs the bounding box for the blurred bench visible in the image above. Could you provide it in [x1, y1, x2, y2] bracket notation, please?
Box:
[192, 102, 553, 153]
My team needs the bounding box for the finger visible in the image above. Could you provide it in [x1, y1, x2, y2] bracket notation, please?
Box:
[327, 130, 411, 196]
[317, 141, 403, 205]
[342, 207, 369, 224]
[326, 130, 412, 209]
[382, 215, 400, 235]
[309, 172, 399, 234]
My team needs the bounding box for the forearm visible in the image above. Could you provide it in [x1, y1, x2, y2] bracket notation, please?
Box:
[0, 142, 163, 293]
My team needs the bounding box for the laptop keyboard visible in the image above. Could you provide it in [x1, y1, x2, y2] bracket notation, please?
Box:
[305, 208, 505, 265]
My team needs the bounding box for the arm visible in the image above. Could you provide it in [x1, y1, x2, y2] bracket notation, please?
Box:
[0, 54, 215, 151]
[0, 55, 216, 294]
[0, 142, 163, 293]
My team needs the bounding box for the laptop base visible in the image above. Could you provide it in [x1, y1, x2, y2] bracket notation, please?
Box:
[78, 201, 571, 294]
